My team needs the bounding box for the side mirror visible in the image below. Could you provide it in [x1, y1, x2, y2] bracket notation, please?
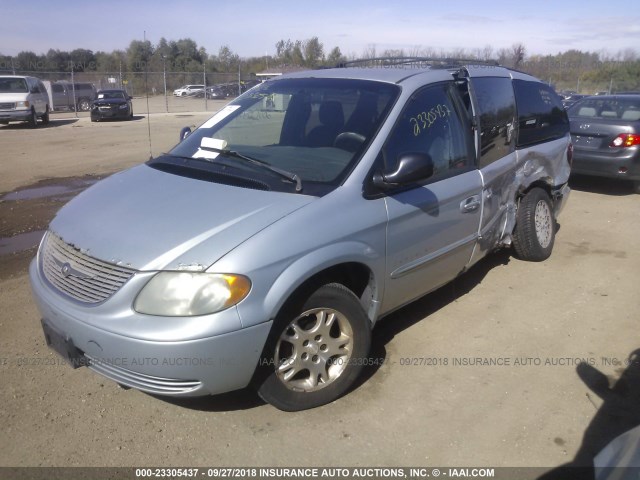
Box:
[372, 153, 434, 190]
[179, 126, 192, 142]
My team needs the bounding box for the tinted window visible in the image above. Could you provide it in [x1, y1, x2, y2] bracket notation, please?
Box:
[52, 84, 64, 93]
[471, 77, 517, 167]
[382, 82, 474, 183]
[513, 80, 568, 147]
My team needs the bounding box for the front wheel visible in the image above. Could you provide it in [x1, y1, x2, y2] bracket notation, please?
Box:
[512, 187, 556, 261]
[41, 106, 50, 125]
[28, 109, 38, 128]
[256, 283, 371, 411]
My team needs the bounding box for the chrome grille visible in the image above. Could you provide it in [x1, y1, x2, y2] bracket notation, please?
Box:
[41, 231, 136, 304]
[0, 102, 15, 110]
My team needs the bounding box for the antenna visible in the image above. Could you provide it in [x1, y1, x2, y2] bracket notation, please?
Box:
[144, 30, 153, 160]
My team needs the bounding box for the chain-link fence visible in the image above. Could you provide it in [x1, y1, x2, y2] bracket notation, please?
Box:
[3, 70, 257, 115]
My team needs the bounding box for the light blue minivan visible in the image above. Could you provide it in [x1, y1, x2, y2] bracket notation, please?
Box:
[30, 60, 571, 410]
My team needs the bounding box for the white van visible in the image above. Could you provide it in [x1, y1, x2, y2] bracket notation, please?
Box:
[0, 75, 51, 127]
[173, 84, 205, 96]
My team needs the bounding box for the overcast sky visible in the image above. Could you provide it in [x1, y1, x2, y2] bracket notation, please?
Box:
[2, 0, 640, 58]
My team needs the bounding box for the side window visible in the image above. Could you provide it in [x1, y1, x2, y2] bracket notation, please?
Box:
[382, 82, 474, 183]
[471, 77, 517, 168]
[52, 84, 64, 93]
[513, 80, 569, 147]
[27, 79, 39, 93]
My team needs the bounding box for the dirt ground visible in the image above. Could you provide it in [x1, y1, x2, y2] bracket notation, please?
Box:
[0, 111, 639, 474]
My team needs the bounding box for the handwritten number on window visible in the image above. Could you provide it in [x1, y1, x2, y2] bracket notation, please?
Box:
[409, 104, 451, 137]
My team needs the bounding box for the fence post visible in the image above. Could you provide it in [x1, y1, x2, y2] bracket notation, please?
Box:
[71, 66, 78, 118]
[203, 63, 207, 111]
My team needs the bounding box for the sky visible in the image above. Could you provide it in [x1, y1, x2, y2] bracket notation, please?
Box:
[2, 0, 640, 59]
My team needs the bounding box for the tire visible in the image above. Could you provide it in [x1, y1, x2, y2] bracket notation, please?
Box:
[41, 106, 50, 125]
[256, 283, 371, 411]
[78, 98, 90, 111]
[632, 181, 640, 194]
[512, 187, 556, 261]
[28, 109, 38, 128]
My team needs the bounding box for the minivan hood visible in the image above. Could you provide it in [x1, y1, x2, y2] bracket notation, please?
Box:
[0, 93, 29, 102]
[49, 165, 314, 271]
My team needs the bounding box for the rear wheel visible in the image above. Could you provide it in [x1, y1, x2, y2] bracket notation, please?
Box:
[632, 181, 640, 194]
[78, 98, 90, 111]
[512, 188, 556, 261]
[256, 283, 371, 411]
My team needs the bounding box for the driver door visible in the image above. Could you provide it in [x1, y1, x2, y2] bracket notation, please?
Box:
[380, 82, 483, 312]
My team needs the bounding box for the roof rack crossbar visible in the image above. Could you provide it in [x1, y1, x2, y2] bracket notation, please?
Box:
[337, 56, 500, 69]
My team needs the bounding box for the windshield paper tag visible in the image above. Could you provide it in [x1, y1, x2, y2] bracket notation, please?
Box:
[200, 105, 241, 129]
[193, 138, 228, 160]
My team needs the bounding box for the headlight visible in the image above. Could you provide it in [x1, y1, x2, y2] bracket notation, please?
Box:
[15, 101, 30, 109]
[134, 272, 251, 316]
[119, 103, 128, 109]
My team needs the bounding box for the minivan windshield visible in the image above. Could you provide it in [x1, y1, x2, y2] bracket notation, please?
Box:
[163, 78, 399, 195]
[0, 77, 28, 93]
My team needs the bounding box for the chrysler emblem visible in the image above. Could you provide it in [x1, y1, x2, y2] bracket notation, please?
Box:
[61, 263, 72, 277]
[52, 257, 94, 280]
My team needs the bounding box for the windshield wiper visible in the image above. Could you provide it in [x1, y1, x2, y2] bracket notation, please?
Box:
[199, 146, 302, 192]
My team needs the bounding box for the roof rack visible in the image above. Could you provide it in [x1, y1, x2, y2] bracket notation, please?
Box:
[337, 56, 500, 69]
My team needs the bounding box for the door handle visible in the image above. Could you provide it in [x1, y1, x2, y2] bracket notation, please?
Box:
[460, 196, 481, 213]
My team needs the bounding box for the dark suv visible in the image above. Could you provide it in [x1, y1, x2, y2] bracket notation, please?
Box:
[51, 82, 97, 111]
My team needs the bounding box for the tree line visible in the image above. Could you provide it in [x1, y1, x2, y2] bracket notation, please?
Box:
[1, 37, 639, 93]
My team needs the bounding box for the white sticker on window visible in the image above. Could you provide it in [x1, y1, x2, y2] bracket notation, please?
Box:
[200, 105, 241, 129]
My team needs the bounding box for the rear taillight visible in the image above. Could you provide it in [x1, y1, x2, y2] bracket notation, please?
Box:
[610, 134, 640, 148]
[567, 142, 573, 168]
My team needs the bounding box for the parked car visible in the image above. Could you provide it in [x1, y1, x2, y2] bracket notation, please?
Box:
[30, 61, 571, 411]
[562, 94, 588, 109]
[173, 84, 205, 97]
[0, 75, 50, 127]
[51, 82, 96, 111]
[90, 89, 133, 122]
[568, 94, 640, 192]
[203, 83, 237, 99]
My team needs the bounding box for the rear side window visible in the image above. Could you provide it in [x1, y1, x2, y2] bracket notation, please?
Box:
[471, 77, 517, 168]
[513, 80, 568, 147]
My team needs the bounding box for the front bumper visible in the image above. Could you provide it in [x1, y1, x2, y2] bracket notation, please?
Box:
[0, 109, 31, 122]
[91, 106, 130, 120]
[572, 148, 640, 181]
[29, 259, 272, 397]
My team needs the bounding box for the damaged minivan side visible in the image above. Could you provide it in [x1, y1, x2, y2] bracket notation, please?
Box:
[30, 61, 571, 411]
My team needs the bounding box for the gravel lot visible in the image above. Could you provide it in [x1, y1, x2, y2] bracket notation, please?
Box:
[0, 110, 638, 474]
